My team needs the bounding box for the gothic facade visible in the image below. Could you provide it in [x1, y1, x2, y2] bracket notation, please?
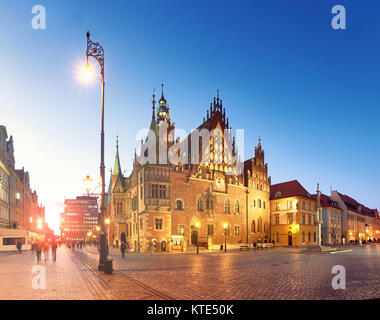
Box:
[106, 87, 271, 252]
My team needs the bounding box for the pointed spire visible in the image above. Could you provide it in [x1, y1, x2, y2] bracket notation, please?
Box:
[159, 83, 167, 105]
[217, 89, 220, 103]
[113, 136, 122, 176]
[258, 136, 262, 147]
[152, 88, 156, 120]
[106, 168, 113, 206]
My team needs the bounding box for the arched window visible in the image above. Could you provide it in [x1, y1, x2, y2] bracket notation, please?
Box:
[251, 220, 256, 233]
[258, 217, 262, 233]
[308, 232, 311, 241]
[116, 202, 123, 215]
[235, 200, 240, 214]
[206, 197, 214, 210]
[197, 196, 203, 211]
[263, 222, 267, 233]
[224, 198, 230, 213]
[260, 184, 263, 191]
[258, 199, 262, 208]
[313, 232, 316, 242]
[176, 200, 183, 210]
[253, 199, 256, 207]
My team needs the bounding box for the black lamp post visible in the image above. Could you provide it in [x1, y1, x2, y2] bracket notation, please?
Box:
[223, 223, 227, 252]
[196, 222, 200, 254]
[85, 31, 109, 271]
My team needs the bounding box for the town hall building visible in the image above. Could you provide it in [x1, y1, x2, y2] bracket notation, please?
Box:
[106, 87, 271, 252]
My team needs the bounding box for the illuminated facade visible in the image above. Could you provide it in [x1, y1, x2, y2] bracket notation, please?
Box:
[106, 89, 271, 252]
[270, 180, 318, 247]
[0, 125, 45, 232]
[314, 193, 342, 245]
[61, 196, 99, 242]
[331, 191, 378, 243]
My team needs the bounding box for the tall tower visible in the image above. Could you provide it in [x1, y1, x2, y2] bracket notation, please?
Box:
[157, 84, 170, 124]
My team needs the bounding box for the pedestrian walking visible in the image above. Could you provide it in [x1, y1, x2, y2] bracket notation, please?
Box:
[121, 241, 126, 258]
[43, 241, 49, 261]
[51, 240, 58, 261]
[72, 242, 75, 252]
[31, 241, 35, 255]
[16, 240, 22, 254]
[36, 240, 42, 262]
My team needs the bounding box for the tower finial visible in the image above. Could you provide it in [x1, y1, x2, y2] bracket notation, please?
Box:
[258, 136, 261, 146]
[116, 135, 119, 149]
[217, 89, 220, 102]
[159, 83, 167, 105]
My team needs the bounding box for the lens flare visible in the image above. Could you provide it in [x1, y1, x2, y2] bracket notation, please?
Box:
[78, 63, 94, 83]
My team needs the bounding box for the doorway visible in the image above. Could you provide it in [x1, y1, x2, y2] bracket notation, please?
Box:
[191, 227, 198, 245]
[288, 231, 293, 246]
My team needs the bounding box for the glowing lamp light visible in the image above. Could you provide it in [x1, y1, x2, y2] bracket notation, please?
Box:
[29, 217, 33, 223]
[223, 223, 228, 229]
[291, 224, 300, 233]
[96, 226, 100, 231]
[83, 175, 93, 194]
[195, 222, 200, 228]
[37, 218, 43, 224]
[87, 231, 92, 236]
[92, 235, 96, 238]
[79, 62, 94, 83]
[105, 218, 110, 225]
[350, 232, 353, 236]
[37, 224, 43, 230]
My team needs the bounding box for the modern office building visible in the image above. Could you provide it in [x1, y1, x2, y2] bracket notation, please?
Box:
[60, 196, 99, 242]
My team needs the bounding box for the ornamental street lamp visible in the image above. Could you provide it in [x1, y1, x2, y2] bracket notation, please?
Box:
[223, 223, 228, 252]
[85, 31, 109, 272]
[245, 189, 249, 246]
[83, 175, 93, 195]
[195, 222, 200, 254]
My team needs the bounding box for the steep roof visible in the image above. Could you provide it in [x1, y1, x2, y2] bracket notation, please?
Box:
[105, 172, 112, 207]
[311, 193, 341, 210]
[335, 191, 376, 217]
[111, 140, 126, 191]
[270, 180, 313, 200]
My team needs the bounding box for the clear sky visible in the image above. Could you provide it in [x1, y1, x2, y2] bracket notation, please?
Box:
[1, 0, 379, 234]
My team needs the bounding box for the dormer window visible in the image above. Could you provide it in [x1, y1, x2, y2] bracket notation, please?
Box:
[275, 191, 282, 198]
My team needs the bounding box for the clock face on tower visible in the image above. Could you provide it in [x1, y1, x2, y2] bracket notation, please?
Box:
[215, 177, 225, 190]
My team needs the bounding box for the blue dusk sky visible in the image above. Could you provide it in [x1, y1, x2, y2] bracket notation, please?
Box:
[0, 0, 379, 233]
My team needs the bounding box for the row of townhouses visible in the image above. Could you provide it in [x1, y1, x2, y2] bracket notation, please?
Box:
[0, 125, 49, 250]
[103, 90, 379, 252]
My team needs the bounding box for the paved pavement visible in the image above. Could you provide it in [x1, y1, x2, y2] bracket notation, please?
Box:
[1, 244, 379, 300]
[0, 247, 165, 300]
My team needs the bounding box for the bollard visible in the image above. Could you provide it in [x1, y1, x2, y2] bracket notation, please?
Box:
[104, 259, 113, 274]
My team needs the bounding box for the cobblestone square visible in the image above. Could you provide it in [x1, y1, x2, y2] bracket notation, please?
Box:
[1, 244, 379, 300]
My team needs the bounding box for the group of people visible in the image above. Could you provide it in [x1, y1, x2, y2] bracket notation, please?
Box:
[32, 239, 58, 262]
[66, 241, 84, 251]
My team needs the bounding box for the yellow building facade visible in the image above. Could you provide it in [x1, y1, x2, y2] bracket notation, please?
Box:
[270, 180, 318, 247]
